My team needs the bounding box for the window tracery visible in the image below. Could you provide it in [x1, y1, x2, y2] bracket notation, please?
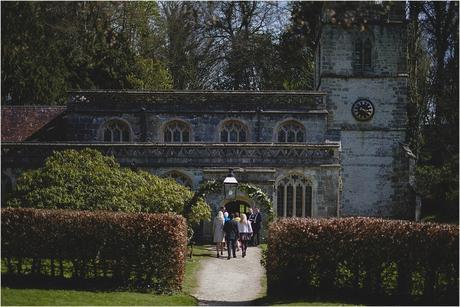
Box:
[102, 120, 131, 142]
[354, 36, 373, 73]
[163, 171, 193, 188]
[164, 121, 191, 143]
[276, 174, 312, 218]
[277, 121, 305, 143]
[220, 120, 248, 143]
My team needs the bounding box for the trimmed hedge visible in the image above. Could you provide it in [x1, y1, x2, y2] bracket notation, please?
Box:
[1, 208, 187, 293]
[266, 218, 458, 304]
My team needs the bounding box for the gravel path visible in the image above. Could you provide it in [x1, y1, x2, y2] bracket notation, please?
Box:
[193, 245, 265, 306]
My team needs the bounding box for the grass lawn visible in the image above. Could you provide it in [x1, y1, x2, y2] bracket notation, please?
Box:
[1, 288, 196, 306]
[1, 245, 213, 306]
[182, 244, 213, 294]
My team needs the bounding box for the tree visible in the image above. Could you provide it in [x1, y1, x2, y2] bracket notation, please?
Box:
[411, 1, 459, 221]
[203, 1, 283, 90]
[157, 2, 218, 89]
[6, 149, 210, 225]
[1, 1, 172, 105]
[1, 2, 69, 104]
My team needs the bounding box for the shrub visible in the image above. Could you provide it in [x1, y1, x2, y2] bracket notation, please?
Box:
[266, 217, 458, 304]
[6, 149, 210, 225]
[1, 208, 187, 293]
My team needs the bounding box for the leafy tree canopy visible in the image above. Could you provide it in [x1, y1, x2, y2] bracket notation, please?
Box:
[6, 149, 210, 225]
[1, 1, 172, 105]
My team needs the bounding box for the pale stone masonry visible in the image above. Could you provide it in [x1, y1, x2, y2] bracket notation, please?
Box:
[317, 3, 409, 217]
[1, 3, 412, 240]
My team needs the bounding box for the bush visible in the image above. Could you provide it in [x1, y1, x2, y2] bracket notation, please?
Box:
[1, 208, 187, 293]
[6, 149, 210, 225]
[266, 217, 458, 304]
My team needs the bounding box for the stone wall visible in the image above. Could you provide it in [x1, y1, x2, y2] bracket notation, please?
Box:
[319, 19, 409, 217]
[64, 91, 329, 144]
[320, 24, 407, 78]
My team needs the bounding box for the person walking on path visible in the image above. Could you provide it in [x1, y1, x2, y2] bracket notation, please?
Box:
[237, 213, 253, 258]
[233, 212, 241, 251]
[213, 211, 225, 258]
[223, 213, 239, 259]
[247, 208, 255, 246]
[252, 208, 262, 246]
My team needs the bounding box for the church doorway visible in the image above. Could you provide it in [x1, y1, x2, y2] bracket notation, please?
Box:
[225, 200, 251, 216]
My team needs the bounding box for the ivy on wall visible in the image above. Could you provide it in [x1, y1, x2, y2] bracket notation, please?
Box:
[184, 180, 274, 222]
[239, 183, 274, 222]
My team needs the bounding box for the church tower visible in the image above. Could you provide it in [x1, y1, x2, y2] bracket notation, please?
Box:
[317, 3, 410, 217]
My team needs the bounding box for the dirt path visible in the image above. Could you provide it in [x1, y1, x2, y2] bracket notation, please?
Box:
[193, 245, 265, 306]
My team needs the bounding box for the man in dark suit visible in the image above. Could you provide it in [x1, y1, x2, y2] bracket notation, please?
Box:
[252, 208, 262, 246]
[247, 208, 256, 246]
[223, 214, 239, 259]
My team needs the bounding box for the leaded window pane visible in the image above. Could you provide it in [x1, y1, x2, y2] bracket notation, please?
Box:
[355, 38, 363, 70]
[277, 185, 284, 217]
[278, 121, 305, 143]
[305, 186, 312, 217]
[297, 131, 304, 142]
[173, 130, 181, 142]
[165, 171, 192, 188]
[113, 129, 121, 142]
[122, 130, 129, 142]
[296, 186, 303, 217]
[182, 131, 190, 142]
[220, 121, 248, 142]
[102, 121, 131, 143]
[230, 130, 238, 142]
[165, 130, 172, 142]
[276, 175, 312, 219]
[363, 39, 372, 68]
[278, 130, 286, 142]
[221, 130, 228, 142]
[287, 131, 296, 142]
[164, 121, 191, 143]
[239, 130, 246, 142]
[104, 129, 111, 142]
[286, 185, 293, 217]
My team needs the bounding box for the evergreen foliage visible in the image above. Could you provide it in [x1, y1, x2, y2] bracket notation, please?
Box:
[6, 149, 211, 224]
[1, 2, 172, 105]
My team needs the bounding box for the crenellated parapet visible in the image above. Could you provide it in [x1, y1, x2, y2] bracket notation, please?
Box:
[2, 142, 340, 169]
[68, 90, 327, 112]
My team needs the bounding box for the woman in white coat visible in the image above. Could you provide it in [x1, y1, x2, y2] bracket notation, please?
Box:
[213, 211, 225, 257]
[237, 213, 253, 258]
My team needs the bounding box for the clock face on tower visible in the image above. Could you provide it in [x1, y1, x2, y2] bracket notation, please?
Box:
[352, 99, 374, 121]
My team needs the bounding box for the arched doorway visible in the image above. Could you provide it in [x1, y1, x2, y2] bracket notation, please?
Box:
[225, 200, 251, 216]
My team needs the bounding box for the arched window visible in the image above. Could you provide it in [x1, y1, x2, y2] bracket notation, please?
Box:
[163, 171, 193, 189]
[102, 120, 131, 142]
[276, 174, 312, 218]
[354, 37, 372, 73]
[164, 121, 191, 143]
[277, 121, 305, 143]
[220, 120, 248, 143]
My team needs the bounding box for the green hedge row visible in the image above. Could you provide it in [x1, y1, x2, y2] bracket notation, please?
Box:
[1, 208, 187, 293]
[266, 217, 458, 304]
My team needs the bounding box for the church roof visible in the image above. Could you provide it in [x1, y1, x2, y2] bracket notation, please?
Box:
[1, 106, 66, 141]
[68, 90, 327, 112]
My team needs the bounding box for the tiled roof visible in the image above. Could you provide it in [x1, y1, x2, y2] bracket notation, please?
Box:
[1, 106, 66, 142]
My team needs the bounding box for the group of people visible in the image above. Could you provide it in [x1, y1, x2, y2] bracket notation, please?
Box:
[213, 207, 262, 260]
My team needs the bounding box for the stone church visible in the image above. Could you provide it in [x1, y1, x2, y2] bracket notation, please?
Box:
[1, 4, 412, 238]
